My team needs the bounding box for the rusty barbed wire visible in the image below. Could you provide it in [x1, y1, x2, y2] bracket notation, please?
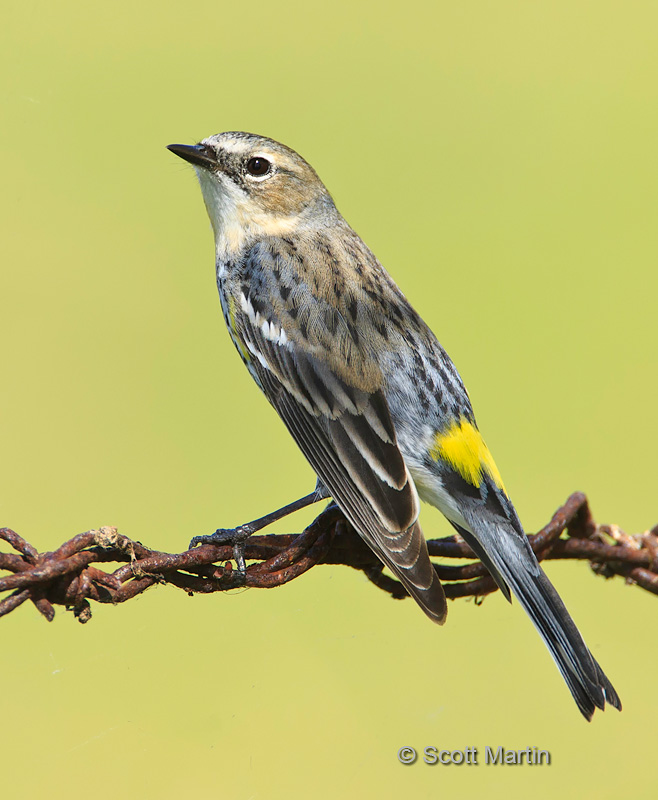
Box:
[1, 492, 656, 623]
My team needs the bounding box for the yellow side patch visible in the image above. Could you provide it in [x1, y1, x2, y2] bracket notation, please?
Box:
[430, 418, 506, 493]
[228, 297, 251, 363]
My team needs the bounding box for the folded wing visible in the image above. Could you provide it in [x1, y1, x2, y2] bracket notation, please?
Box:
[231, 276, 447, 623]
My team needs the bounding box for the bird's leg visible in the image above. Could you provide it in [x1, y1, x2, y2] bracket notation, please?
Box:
[189, 483, 331, 573]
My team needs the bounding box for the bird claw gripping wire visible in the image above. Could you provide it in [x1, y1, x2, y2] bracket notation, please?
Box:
[188, 489, 330, 576]
[189, 525, 255, 576]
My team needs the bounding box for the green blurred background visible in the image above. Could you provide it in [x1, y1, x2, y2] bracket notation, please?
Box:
[2, 0, 656, 797]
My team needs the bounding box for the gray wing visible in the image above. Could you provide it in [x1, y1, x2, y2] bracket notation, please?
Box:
[230, 273, 447, 624]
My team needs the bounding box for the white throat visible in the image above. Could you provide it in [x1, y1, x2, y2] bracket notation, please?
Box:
[195, 168, 298, 260]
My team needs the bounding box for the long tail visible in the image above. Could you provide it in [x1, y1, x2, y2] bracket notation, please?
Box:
[456, 517, 621, 720]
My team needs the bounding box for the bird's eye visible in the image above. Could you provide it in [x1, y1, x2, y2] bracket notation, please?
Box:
[246, 156, 272, 177]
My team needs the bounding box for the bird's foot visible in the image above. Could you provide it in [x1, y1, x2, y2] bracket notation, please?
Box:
[187, 489, 330, 577]
[189, 524, 255, 575]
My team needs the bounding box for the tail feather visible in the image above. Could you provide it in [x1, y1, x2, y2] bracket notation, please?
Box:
[458, 517, 621, 720]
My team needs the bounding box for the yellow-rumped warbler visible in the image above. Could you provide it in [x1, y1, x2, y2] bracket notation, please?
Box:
[168, 132, 620, 720]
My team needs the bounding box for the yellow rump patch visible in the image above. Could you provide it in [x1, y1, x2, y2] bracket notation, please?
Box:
[430, 418, 506, 493]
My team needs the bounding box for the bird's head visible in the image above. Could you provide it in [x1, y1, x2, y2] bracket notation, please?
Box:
[168, 132, 336, 254]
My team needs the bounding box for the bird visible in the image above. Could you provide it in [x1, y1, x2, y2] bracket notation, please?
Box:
[167, 131, 621, 720]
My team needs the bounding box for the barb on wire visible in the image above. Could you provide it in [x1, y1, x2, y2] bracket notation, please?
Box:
[1, 492, 656, 623]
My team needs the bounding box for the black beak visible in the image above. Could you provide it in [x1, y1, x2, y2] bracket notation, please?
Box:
[166, 143, 217, 170]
